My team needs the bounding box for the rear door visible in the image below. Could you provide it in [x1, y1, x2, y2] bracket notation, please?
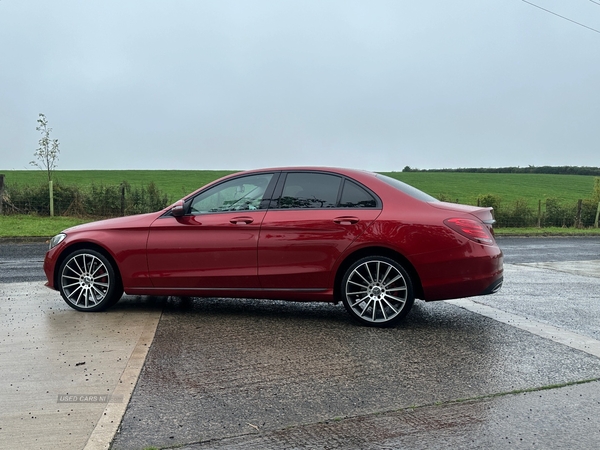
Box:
[258, 171, 381, 290]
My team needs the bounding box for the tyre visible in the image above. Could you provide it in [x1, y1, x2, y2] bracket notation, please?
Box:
[341, 256, 414, 327]
[58, 249, 123, 312]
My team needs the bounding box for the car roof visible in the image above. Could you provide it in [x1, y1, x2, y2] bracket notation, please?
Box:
[236, 166, 379, 180]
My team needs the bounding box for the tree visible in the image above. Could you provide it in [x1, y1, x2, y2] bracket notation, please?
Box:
[30, 113, 60, 215]
[31, 113, 60, 181]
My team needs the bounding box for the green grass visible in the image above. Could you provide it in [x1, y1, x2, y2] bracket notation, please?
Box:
[2, 214, 596, 239]
[0, 215, 90, 238]
[382, 171, 596, 208]
[2, 169, 597, 207]
[494, 227, 600, 237]
[2, 170, 237, 202]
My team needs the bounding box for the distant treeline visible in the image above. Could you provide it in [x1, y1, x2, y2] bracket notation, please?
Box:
[401, 166, 600, 176]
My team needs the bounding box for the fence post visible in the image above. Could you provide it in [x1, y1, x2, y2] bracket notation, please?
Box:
[120, 183, 126, 216]
[537, 199, 541, 228]
[0, 174, 4, 215]
[595, 201, 600, 228]
[575, 199, 582, 229]
[49, 180, 54, 217]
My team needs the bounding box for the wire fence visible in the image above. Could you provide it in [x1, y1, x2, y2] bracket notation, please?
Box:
[0, 176, 170, 218]
[491, 198, 600, 229]
[1, 174, 599, 228]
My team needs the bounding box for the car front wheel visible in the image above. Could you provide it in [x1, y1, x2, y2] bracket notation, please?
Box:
[58, 249, 123, 312]
[341, 256, 414, 327]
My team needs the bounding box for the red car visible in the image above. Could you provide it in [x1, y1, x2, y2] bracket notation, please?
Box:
[44, 167, 503, 327]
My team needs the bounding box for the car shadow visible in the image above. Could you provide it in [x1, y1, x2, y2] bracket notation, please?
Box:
[108, 294, 491, 334]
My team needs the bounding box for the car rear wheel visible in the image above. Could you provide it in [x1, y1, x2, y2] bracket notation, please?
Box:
[341, 256, 414, 327]
[58, 249, 123, 312]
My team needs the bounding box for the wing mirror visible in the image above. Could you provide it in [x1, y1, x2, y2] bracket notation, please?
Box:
[171, 199, 185, 217]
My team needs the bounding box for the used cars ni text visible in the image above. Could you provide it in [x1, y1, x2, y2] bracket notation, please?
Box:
[44, 167, 503, 327]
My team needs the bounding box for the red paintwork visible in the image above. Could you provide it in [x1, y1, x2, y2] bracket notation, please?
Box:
[257, 208, 381, 289]
[147, 211, 266, 288]
[44, 167, 503, 302]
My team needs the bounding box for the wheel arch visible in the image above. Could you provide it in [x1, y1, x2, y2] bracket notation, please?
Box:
[334, 246, 424, 302]
[54, 242, 123, 291]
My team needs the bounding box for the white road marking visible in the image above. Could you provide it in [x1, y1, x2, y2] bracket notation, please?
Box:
[447, 260, 600, 360]
[447, 298, 600, 359]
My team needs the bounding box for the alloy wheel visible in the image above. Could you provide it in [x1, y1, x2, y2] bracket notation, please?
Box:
[60, 252, 111, 309]
[343, 257, 413, 326]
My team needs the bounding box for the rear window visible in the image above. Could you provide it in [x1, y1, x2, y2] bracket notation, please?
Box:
[339, 180, 378, 208]
[376, 174, 439, 202]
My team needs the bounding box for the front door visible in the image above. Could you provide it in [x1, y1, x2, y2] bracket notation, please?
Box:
[147, 172, 275, 289]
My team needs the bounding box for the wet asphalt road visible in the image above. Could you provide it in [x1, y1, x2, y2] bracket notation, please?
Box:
[3, 236, 600, 280]
[2, 237, 600, 449]
[112, 296, 600, 450]
[499, 236, 600, 264]
[5, 236, 598, 290]
[0, 241, 47, 283]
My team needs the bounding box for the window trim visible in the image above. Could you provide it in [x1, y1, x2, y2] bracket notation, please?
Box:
[270, 170, 382, 210]
[167, 171, 281, 216]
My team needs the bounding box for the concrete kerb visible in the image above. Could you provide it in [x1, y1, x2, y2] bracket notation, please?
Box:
[84, 310, 162, 450]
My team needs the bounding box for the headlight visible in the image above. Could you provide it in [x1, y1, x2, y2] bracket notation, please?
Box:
[49, 233, 67, 250]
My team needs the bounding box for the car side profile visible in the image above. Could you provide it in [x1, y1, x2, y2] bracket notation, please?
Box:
[44, 167, 503, 327]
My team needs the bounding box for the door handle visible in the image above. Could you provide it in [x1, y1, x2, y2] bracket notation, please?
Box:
[334, 216, 359, 225]
[230, 216, 254, 225]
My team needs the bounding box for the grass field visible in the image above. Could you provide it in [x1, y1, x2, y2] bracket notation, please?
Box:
[0, 215, 89, 238]
[1, 170, 237, 202]
[1, 215, 599, 239]
[2, 169, 597, 207]
[383, 171, 596, 207]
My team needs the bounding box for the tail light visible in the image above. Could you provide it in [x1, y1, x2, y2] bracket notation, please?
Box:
[444, 218, 495, 245]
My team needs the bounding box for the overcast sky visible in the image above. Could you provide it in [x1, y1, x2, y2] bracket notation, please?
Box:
[1, 0, 599, 172]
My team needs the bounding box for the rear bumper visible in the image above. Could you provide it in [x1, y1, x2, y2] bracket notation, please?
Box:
[416, 241, 504, 301]
[480, 276, 503, 296]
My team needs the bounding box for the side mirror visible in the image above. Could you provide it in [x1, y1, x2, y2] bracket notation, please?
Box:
[171, 199, 185, 217]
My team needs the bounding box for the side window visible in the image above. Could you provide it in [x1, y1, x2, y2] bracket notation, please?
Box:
[278, 173, 341, 209]
[339, 180, 377, 208]
[190, 173, 273, 214]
